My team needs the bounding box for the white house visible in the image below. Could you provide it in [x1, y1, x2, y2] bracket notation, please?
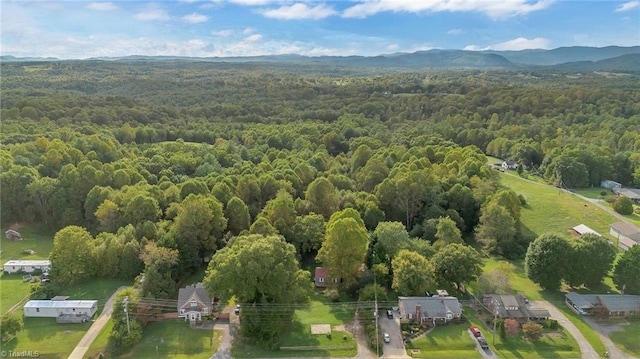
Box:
[177, 283, 213, 323]
[502, 160, 519, 170]
[23, 300, 98, 318]
[3, 260, 51, 274]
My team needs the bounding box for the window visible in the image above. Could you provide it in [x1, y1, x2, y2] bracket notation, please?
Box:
[180, 309, 184, 315]
[318, 277, 325, 283]
[332, 278, 339, 283]
[36, 308, 40, 312]
[190, 300, 197, 307]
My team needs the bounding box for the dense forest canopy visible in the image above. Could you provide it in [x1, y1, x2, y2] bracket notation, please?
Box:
[1, 61, 639, 278]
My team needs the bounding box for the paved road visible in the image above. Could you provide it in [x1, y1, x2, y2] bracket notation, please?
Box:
[67, 286, 128, 359]
[466, 328, 496, 359]
[534, 300, 600, 359]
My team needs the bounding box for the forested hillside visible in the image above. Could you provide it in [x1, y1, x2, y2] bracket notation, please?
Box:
[1, 61, 639, 285]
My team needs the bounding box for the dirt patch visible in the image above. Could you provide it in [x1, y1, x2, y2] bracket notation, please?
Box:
[311, 324, 331, 334]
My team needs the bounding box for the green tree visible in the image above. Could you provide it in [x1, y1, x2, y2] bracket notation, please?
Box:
[225, 196, 251, 235]
[139, 242, 179, 298]
[566, 234, 616, 288]
[260, 189, 296, 240]
[613, 245, 640, 295]
[50, 226, 97, 285]
[477, 262, 514, 295]
[435, 216, 463, 245]
[613, 196, 634, 215]
[358, 283, 388, 302]
[305, 177, 339, 219]
[522, 322, 543, 342]
[95, 199, 121, 233]
[391, 250, 435, 296]
[317, 208, 369, 288]
[108, 288, 143, 354]
[432, 243, 482, 289]
[475, 203, 518, 257]
[525, 233, 572, 290]
[204, 234, 310, 347]
[373, 221, 411, 264]
[0, 312, 23, 342]
[290, 213, 326, 257]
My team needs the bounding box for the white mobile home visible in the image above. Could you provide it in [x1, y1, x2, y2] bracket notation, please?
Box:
[3, 260, 51, 274]
[23, 300, 98, 318]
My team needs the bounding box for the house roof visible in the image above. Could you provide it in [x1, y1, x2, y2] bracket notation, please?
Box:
[24, 300, 97, 309]
[610, 222, 640, 241]
[572, 224, 601, 237]
[485, 294, 550, 319]
[4, 260, 51, 267]
[399, 296, 462, 318]
[177, 283, 211, 312]
[314, 267, 329, 278]
[613, 188, 640, 200]
[566, 292, 640, 312]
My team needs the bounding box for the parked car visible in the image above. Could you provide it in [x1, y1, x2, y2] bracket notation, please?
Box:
[41, 272, 50, 283]
[386, 310, 393, 319]
[469, 325, 481, 337]
[383, 333, 390, 343]
[234, 304, 240, 315]
[477, 336, 489, 349]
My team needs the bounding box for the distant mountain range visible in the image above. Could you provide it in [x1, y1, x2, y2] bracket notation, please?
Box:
[2, 46, 639, 71]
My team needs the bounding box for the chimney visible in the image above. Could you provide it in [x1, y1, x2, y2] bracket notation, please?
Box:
[415, 304, 421, 322]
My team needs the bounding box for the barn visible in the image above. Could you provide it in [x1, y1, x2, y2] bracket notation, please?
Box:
[3, 260, 51, 274]
[23, 299, 98, 318]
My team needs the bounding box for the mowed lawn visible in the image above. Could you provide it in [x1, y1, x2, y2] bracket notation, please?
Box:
[498, 172, 619, 238]
[465, 307, 580, 359]
[232, 291, 357, 358]
[1, 316, 93, 359]
[0, 225, 55, 313]
[609, 320, 640, 356]
[119, 321, 222, 359]
[405, 323, 481, 358]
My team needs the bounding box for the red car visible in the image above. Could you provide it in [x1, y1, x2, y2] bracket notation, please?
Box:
[470, 325, 482, 337]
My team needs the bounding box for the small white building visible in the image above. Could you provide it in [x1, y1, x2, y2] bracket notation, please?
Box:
[23, 300, 98, 318]
[3, 260, 51, 274]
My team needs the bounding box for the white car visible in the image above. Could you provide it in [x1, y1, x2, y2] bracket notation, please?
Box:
[383, 333, 390, 343]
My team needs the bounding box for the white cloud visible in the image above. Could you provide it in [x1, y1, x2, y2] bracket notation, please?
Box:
[465, 37, 550, 51]
[447, 28, 463, 35]
[243, 27, 255, 34]
[386, 43, 399, 51]
[343, 0, 555, 19]
[87, 2, 118, 11]
[229, 0, 272, 5]
[213, 29, 234, 37]
[182, 12, 209, 23]
[245, 34, 263, 42]
[614, 1, 640, 12]
[262, 3, 337, 20]
[133, 8, 170, 21]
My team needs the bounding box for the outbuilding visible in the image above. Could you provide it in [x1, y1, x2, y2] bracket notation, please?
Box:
[3, 260, 51, 274]
[23, 299, 98, 318]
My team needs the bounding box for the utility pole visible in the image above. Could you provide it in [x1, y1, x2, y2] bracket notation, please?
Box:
[123, 296, 131, 334]
[374, 268, 379, 357]
[492, 308, 498, 346]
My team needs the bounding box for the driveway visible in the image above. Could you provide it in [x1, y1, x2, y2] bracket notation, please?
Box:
[581, 316, 639, 359]
[378, 312, 410, 359]
[533, 301, 600, 359]
[67, 286, 128, 359]
[466, 328, 496, 358]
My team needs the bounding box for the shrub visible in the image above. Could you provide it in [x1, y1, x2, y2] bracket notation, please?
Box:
[613, 196, 634, 215]
[522, 322, 544, 342]
[600, 191, 607, 197]
[545, 319, 558, 329]
[324, 288, 341, 302]
[518, 194, 527, 206]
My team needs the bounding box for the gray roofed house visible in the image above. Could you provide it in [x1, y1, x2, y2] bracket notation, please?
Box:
[483, 294, 550, 323]
[177, 283, 213, 323]
[565, 292, 640, 318]
[609, 222, 640, 251]
[398, 296, 462, 325]
[612, 188, 640, 204]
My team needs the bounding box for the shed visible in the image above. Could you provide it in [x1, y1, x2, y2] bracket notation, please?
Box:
[23, 300, 98, 318]
[572, 224, 601, 237]
[600, 180, 622, 190]
[3, 260, 51, 274]
[5, 229, 22, 240]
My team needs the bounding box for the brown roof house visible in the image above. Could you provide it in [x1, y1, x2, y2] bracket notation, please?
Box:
[398, 293, 462, 326]
[177, 283, 213, 323]
[610, 222, 640, 251]
[566, 292, 640, 318]
[483, 294, 550, 323]
[314, 267, 341, 288]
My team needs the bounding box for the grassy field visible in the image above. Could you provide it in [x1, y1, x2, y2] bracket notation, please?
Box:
[465, 307, 581, 359]
[232, 291, 357, 358]
[0, 225, 56, 314]
[1, 316, 93, 359]
[405, 323, 481, 358]
[119, 321, 222, 359]
[498, 172, 619, 239]
[609, 320, 640, 356]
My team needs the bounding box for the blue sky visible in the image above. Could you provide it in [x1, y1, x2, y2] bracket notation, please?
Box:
[1, 0, 639, 59]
